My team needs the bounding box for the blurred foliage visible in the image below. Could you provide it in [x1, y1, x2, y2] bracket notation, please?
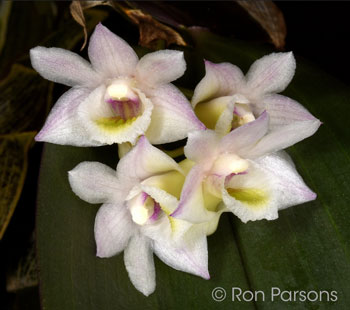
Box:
[0, 2, 107, 308]
[70, 0, 187, 50]
[237, 0, 286, 49]
[0, 132, 35, 240]
[0, 2, 107, 242]
[0, 1, 12, 55]
[6, 234, 38, 292]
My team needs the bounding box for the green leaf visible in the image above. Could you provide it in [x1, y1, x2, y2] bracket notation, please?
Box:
[37, 29, 350, 308]
[0, 1, 56, 76]
[0, 0, 12, 55]
[0, 64, 52, 135]
[0, 132, 35, 239]
[0, 64, 52, 239]
[7, 232, 38, 292]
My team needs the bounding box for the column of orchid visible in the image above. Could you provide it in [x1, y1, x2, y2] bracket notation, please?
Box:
[30, 23, 321, 296]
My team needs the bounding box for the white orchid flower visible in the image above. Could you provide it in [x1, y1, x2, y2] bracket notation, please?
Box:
[30, 23, 204, 146]
[192, 53, 321, 140]
[68, 136, 221, 296]
[171, 112, 317, 224]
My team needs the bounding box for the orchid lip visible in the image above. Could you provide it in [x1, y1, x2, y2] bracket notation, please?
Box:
[103, 80, 142, 121]
[128, 191, 162, 225]
[106, 97, 141, 120]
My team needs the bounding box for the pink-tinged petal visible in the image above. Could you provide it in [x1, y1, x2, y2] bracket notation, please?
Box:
[245, 52, 296, 96]
[153, 230, 210, 280]
[88, 23, 139, 78]
[124, 234, 155, 296]
[220, 111, 269, 156]
[68, 162, 122, 204]
[172, 165, 217, 223]
[136, 50, 186, 87]
[192, 60, 244, 108]
[184, 130, 220, 164]
[30, 47, 100, 87]
[117, 136, 181, 183]
[255, 151, 317, 209]
[260, 94, 320, 131]
[145, 84, 206, 144]
[78, 86, 153, 145]
[244, 117, 321, 159]
[35, 88, 102, 146]
[94, 203, 135, 258]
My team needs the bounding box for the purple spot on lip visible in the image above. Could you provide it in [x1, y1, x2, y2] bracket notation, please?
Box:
[106, 97, 140, 120]
[141, 192, 149, 204]
[149, 201, 161, 221]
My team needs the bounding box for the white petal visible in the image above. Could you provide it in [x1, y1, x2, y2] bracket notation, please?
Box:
[261, 94, 321, 131]
[172, 165, 217, 223]
[145, 84, 205, 144]
[117, 136, 181, 183]
[255, 151, 316, 209]
[222, 162, 278, 223]
[35, 88, 103, 146]
[30, 47, 100, 87]
[184, 130, 220, 165]
[77, 86, 153, 145]
[220, 111, 269, 156]
[192, 60, 244, 108]
[244, 95, 321, 158]
[68, 161, 122, 204]
[88, 23, 139, 78]
[244, 117, 321, 159]
[124, 234, 155, 296]
[94, 203, 135, 258]
[246, 52, 296, 96]
[136, 50, 186, 87]
[153, 228, 210, 279]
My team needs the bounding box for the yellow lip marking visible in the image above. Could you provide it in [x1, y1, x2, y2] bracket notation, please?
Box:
[227, 188, 269, 208]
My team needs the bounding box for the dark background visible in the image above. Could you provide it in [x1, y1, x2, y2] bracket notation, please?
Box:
[0, 1, 349, 309]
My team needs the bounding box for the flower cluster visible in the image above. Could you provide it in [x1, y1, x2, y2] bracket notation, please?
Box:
[31, 24, 321, 296]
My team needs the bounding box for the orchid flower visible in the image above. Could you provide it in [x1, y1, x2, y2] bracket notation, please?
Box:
[68, 136, 221, 296]
[30, 23, 204, 147]
[172, 112, 317, 223]
[192, 53, 321, 140]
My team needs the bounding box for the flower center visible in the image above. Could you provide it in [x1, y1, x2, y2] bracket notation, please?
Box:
[232, 103, 256, 129]
[211, 153, 249, 176]
[104, 80, 142, 121]
[127, 192, 161, 225]
[205, 153, 249, 197]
